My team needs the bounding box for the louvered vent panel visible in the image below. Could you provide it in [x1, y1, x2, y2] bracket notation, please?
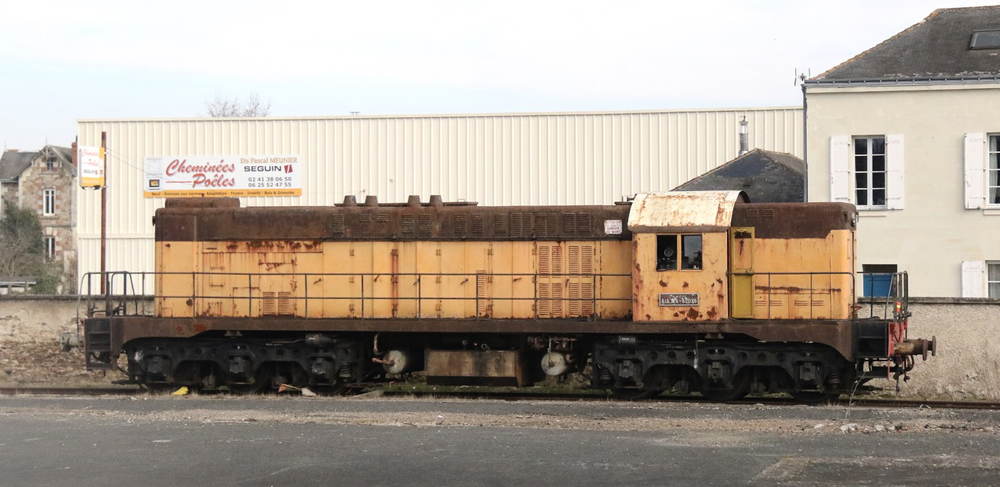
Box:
[418, 215, 432, 236]
[471, 215, 485, 236]
[262, 292, 276, 316]
[330, 214, 345, 235]
[277, 292, 293, 316]
[375, 212, 389, 224]
[401, 215, 416, 236]
[493, 214, 508, 236]
[577, 214, 592, 236]
[359, 212, 373, 224]
[569, 246, 581, 274]
[581, 283, 594, 315]
[550, 282, 563, 317]
[562, 213, 576, 234]
[538, 283, 550, 316]
[454, 215, 467, 236]
[547, 212, 559, 236]
[538, 246, 551, 274]
[477, 272, 489, 316]
[568, 283, 581, 315]
[551, 245, 563, 274]
[581, 245, 594, 274]
[511, 213, 524, 237]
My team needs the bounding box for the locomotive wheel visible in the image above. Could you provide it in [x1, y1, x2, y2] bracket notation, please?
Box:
[790, 391, 840, 404]
[611, 388, 664, 400]
[699, 371, 750, 402]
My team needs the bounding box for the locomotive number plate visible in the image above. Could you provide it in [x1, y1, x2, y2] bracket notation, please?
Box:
[658, 293, 699, 306]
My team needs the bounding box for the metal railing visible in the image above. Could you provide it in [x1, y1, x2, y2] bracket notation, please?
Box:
[79, 271, 633, 321]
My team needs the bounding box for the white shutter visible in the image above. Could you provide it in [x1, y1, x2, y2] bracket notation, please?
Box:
[885, 134, 904, 209]
[961, 261, 985, 298]
[829, 136, 851, 203]
[964, 133, 985, 209]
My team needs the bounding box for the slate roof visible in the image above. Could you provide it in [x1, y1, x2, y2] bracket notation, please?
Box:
[811, 6, 1000, 83]
[0, 146, 74, 181]
[0, 150, 37, 181]
[672, 149, 804, 203]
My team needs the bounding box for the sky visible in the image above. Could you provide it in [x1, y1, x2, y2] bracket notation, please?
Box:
[1, 0, 996, 150]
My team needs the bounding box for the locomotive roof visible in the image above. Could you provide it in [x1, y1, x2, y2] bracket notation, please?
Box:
[155, 197, 634, 242]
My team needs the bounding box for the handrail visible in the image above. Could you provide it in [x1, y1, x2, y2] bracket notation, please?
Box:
[79, 271, 633, 321]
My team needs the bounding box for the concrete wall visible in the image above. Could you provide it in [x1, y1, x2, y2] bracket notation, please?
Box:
[805, 82, 1000, 297]
[1, 296, 996, 399]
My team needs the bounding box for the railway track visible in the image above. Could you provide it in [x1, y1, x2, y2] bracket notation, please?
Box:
[2, 385, 999, 411]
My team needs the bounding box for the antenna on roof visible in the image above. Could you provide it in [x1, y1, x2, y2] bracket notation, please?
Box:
[793, 68, 811, 86]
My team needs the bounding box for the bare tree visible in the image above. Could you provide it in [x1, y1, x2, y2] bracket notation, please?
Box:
[205, 93, 271, 117]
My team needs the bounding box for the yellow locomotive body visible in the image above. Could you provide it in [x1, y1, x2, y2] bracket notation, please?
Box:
[84, 191, 934, 400]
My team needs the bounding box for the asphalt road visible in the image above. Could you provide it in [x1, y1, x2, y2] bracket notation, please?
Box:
[1, 394, 998, 486]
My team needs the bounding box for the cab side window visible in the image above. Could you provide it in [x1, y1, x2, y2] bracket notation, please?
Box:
[656, 234, 702, 271]
[681, 235, 702, 270]
[656, 235, 678, 271]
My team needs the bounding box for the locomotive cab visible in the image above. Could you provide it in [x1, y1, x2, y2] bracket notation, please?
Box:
[628, 191, 857, 323]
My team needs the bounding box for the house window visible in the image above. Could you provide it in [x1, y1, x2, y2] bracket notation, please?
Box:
[42, 189, 55, 216]
[656, 234, 702, 271]
[989, 135, 1000, 206]
[853, 136, 886, 208]
[862, 264, 897, 297]
[46, 158, 56, 171]
[44, 236, 56, 260]
[989, 262, 1000, 298]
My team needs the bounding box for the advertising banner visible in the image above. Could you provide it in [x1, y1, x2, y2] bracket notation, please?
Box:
[79, 146, 105, 188]
[144, 155, 302, 197]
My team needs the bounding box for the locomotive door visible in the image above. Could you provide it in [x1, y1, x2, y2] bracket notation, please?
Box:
[729, 227, 755, 319]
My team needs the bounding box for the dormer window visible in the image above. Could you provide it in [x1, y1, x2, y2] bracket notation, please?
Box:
[970, 29, 1000, 50]
[46, 158, 56, 171]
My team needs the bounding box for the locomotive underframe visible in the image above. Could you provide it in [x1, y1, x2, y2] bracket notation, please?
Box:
[86, 315, 898, 399]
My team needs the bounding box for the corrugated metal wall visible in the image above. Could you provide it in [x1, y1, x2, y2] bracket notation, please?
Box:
[76, 107, 803, 280]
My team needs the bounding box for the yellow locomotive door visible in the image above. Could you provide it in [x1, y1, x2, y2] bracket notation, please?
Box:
[729, 227, 754, 319]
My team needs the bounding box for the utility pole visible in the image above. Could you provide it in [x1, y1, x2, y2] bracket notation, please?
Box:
[100, 131, 107, 295]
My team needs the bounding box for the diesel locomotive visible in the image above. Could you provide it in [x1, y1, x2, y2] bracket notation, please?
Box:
[82, 191, 935, 401]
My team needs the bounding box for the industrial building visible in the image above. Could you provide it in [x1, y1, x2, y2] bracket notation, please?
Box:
[76, 107, 803, 283]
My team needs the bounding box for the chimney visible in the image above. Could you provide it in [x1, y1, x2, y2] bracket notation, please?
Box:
[738, 117, 749, 157]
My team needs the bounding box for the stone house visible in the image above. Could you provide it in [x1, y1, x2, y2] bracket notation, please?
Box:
[803, 6, 1000, 298]
[0, 145, 77, 289]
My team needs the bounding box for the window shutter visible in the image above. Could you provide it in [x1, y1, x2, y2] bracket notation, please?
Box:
[964, 133, 985, 210]
[961, 261, 985, 298]
[829, 136, 850, 203]
[885, 134, 904, 209]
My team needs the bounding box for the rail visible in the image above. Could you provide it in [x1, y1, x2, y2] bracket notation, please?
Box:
[79, 271, 633, 321]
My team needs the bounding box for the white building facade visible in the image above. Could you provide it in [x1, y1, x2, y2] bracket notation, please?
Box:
[804, 6, 1000, 298]
[76, 107, 803, 281]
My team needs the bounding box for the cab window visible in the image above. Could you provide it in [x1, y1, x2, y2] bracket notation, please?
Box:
[656, 234, 702, 271]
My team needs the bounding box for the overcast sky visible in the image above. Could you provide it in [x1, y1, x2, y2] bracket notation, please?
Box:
[1, 0, 995, 150]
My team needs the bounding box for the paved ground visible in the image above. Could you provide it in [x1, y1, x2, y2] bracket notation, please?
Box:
[1, 394, 999, 486]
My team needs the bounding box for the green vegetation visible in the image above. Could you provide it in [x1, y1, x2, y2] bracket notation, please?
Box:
[0, 202, 61, 294]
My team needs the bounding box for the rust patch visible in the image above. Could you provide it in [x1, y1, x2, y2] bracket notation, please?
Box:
[185, 299, 193, 306]
[226, 242, 238, 251]
[706, 307, 718, 320]
[716, 278, 723, 285]
[659, 280, 667, 287]
[682, 282, 689, 288]
[685, 308, 700, 320]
